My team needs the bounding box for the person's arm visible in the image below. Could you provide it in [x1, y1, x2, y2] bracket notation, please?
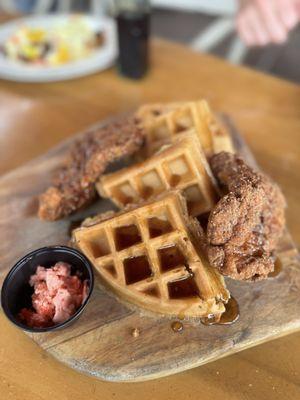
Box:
[236, 0, 299, 46]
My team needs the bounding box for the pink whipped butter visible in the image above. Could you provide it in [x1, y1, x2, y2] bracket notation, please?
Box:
[18, 262, 88, 328]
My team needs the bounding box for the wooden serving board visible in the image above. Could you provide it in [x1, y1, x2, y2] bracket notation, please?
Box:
[0, 117, 299, 382]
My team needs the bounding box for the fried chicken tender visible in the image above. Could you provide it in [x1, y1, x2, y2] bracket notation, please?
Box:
[206, 152, 286, 281]
[38, 117, 144, 221]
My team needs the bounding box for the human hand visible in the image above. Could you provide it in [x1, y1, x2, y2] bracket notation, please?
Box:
[236, 0, 299, 46]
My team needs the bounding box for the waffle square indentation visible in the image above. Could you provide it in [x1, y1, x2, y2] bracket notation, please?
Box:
[168, 275, 199, 299]
[85, 230, 110, 258]
[111, 182, 137, 205]
[183, 184, 205, 215]
[139, 170, 164, 199]
[147, 214, 173, 238]
[123, 254, 153, 284]
[157, 245, 187, 272]
[114, 224, 142, 251]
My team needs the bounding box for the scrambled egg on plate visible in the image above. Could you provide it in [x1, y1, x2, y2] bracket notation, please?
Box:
[2, 16, 104, 66]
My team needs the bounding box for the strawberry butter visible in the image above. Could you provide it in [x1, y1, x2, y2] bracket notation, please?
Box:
[18, 262, 88, 328]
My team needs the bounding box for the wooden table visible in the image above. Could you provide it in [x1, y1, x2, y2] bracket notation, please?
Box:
[0, 39, 299, 400]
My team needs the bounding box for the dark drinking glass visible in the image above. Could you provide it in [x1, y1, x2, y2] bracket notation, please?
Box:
[115, 0, 150, 79]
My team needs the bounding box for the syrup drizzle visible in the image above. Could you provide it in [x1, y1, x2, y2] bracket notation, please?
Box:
[201, 297, 239, 326]
[115, 224, 142, 251]
[177, 312, 185, 321]
[141, 186, 154, 199]
[268, 258, 282, 278]
[168, 275, 199, 299]
[171, 321, 184, 332]
[158, 245, 187, 272]
[123, 255, 152, 284]
[148, 217, 173, 238]
[169, 174, 181, 187]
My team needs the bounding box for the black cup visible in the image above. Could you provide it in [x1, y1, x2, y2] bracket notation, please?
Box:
[1, 246, 94, 333]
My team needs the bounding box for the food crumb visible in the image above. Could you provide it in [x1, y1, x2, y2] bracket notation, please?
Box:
[248, 384, 253, 387]
[131, 328, 140, 338]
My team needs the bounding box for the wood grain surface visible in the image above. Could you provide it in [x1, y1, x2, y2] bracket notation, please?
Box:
[0, 115, 299, 381]
[0, 38, 300, 397]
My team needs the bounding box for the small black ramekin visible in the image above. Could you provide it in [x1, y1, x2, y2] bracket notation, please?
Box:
[1, 246, 94, 333]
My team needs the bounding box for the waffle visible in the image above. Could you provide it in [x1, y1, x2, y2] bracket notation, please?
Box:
[72, 191, 229, 318]
[210, 119, 235, 154]
[136, 102, 182, 125]
[97, 134, 218, 217]
[136, 100, 235, 156]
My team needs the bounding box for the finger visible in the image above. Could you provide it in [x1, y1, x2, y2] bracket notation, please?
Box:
[277, 0, 299, 29]
[237, 7, 270, 47]
[254, 0, 288, 43]
[296, 0, 300, 16]
[246, 6, 270, 46]
[236, 13, 256, 46]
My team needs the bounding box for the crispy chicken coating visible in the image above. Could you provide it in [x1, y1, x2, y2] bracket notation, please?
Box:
[206, 152, 286, 281]
[38, 117, 144, 221]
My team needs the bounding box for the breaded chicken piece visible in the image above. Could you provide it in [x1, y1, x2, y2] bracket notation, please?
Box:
[38, 117, 144, 221]
[206, 152, 286, 281]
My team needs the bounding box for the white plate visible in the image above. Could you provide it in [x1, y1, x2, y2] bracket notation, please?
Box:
[0, 14, 117, 82]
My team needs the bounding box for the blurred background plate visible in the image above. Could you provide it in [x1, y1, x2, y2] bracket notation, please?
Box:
[0, 14, 117, 82]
